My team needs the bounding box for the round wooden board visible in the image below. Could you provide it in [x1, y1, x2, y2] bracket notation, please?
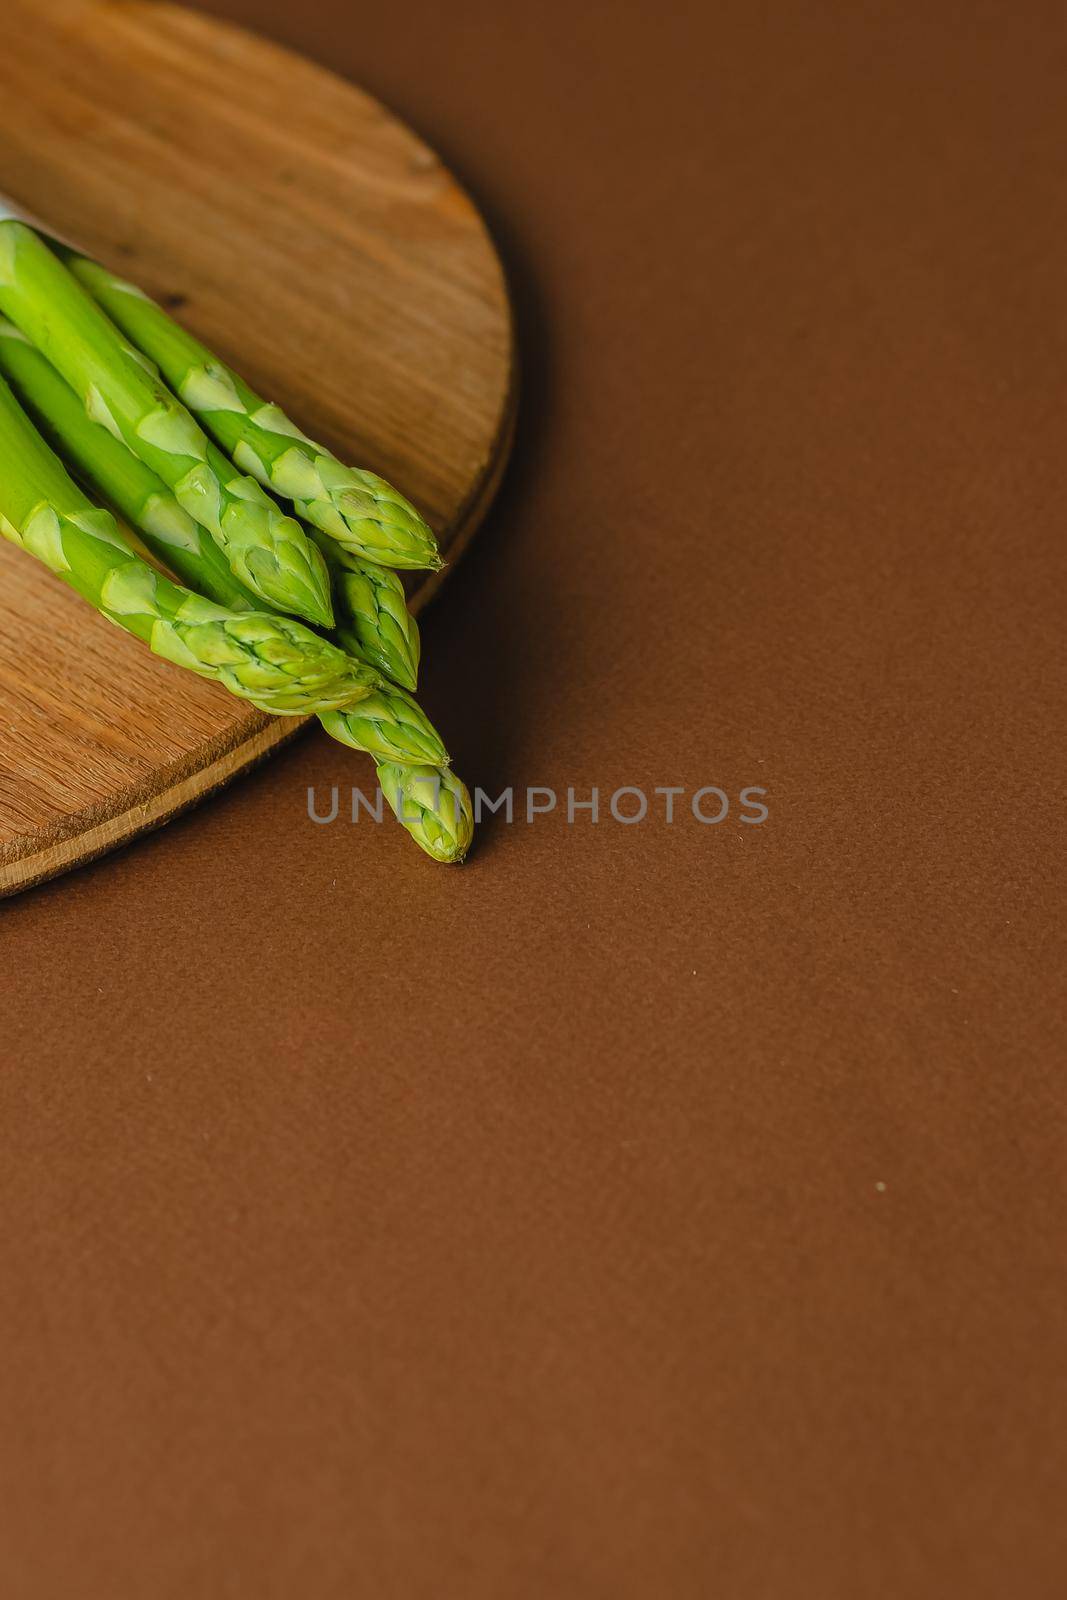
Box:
[0, 0, 515, 897]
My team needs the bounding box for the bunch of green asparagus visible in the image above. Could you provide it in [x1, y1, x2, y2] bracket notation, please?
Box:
[0, 219, 472, 863]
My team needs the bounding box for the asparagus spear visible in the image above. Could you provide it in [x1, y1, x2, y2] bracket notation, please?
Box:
[313, 536, 421, 691]
[0, 315, 420, 688]
[0, 374, 378, 717]
[377, 764, 474, 864]
[0, 220, 334, 626]
[64, 250, 442, 572]
[317, 698, 444, 766]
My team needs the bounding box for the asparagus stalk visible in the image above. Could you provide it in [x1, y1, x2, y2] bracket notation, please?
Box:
[0, 220, 334, 626]
[64, 250, 442, 573]
[0, 374, 379, 717]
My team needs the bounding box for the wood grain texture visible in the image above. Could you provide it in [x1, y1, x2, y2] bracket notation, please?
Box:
[0, 0, 514, 896]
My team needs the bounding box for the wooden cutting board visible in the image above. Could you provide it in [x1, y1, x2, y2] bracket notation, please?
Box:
[0, 0, 514, 896]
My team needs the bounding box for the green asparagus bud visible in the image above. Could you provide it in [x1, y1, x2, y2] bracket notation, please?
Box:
[313, 533, 420, 690]
[320, 684, 448, 766]
[376, 762, 474, 864]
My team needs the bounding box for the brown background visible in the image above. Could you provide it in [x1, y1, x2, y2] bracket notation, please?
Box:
[3, 1, 1065, 1596]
